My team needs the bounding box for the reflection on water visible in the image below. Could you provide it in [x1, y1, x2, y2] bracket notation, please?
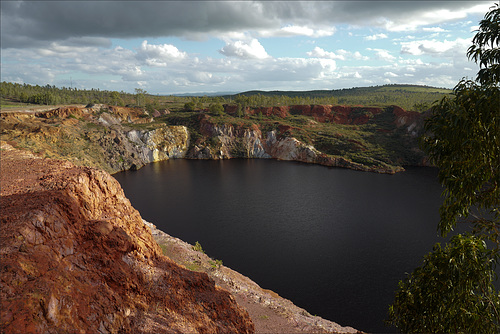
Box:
[115, 159, 453, 333]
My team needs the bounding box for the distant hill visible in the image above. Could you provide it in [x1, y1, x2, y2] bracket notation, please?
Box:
[173, 91, 238, 97]
[235, 84, 450, 96]
[225, 84, 452, 111]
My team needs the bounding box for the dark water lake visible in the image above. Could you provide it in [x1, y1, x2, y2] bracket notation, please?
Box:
[114, 159, 454, 333]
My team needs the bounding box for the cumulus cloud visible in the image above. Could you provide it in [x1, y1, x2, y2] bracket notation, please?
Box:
[367, 48, 396, 62]
[365, 33, 388, 41]
[307, 47, 346, 60]
[244, 57, 337, 82]
[135, 40, 187, 67]
[219, 39, 269, 59]
[307, 47, 369, 61]
[400, 38, 471, 57]
[422, 27, 448, 33]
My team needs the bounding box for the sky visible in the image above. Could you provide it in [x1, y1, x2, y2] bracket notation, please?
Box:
[0, 1, 494, 95]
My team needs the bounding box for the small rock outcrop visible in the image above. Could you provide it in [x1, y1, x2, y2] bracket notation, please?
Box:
[0, 142, 254, 333]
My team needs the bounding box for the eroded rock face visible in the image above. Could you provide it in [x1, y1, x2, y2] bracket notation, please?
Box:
[188, 115, 403, 173]
[289, 105, 383, 125]
[0, 107, 189, 174]
[127, 126, 189, 163]
[0, 143, 254, 334]
[391, 105, 424, 137]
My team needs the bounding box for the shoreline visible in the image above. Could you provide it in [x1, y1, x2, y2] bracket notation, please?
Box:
[143, 220, 361, 334]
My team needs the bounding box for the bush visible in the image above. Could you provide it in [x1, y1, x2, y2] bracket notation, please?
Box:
[209, 103, 224, 116]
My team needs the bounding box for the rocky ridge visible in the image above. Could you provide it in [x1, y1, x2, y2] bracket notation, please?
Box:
[1, 103, 426, 174]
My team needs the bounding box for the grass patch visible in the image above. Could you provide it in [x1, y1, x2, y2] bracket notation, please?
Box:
[184, 261, 202, 272]
[159, 243, 168, 255]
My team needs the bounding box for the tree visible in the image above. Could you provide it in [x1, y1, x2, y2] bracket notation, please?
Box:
[388, 4, 500, 333]
[209, 103, 224, 116]
[134, 88, 147, 107]
[184, 101, 196, 111]
[389, 235, 499, 334]
[467, 3, 500, 86]
[109, 91, 121, 106]
[236, 103, 243, 118]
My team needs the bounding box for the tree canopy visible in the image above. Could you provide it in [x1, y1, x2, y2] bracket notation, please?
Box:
[388, 3, 500, 333]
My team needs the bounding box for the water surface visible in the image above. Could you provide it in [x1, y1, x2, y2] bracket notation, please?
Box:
[115, 159, 451, 333]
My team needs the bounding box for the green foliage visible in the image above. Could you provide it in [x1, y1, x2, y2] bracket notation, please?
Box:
[183, 101, 196, 111]
[422, 80, 500, 236]
[236, 103, 244, 118]
[192, 241, 204, 253]
[1, 81, 450, 112]
[388, 234, 500, 333]
[209, 103, 224, 116]
[467, 3, 500, 86]
[208, 259, 223, 269]
[134, 88, 147, 107]
[232, 85, 451, 111]
[390, 5, 500, 333]
[0, 82, 137, 106]
[184, 262, 201, 272]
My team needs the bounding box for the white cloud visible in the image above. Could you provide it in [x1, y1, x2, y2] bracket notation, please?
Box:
[398, 58, 424, 65]
[422, 27, 448, 33]
[135, 40, 187, 67]
[259, 25, 336, 38]
[244, 57, 337, 82]
[307, 47, 369, 61]
[365, 33, 388, 41]
[400, 38, 471, 57]
[186, 71, 225, 84]
[470, 25, 480, 32]
[307, 47, 346, 60]
[0, 1, 490, 94]
[219, 39, 269, 59]
[368, 48, 396, 62]
[381, 3, 491, 32]
[352, 51, 370, 61]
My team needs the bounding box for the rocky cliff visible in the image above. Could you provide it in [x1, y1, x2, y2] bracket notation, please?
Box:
[0, 142, 254, 333]
[1, 103, 426, 174]
[0, 106, 189, 174]
[188, 114, 393, 173]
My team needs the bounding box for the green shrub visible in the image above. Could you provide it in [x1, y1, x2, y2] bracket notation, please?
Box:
[192, 241, 204, 253]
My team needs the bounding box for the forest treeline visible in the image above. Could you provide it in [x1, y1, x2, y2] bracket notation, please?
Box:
[0, 81, 451, 112]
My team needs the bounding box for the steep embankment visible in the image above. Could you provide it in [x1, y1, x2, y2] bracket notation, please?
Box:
[0, 142, 254, 333]
[0, 142, 360, 333]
